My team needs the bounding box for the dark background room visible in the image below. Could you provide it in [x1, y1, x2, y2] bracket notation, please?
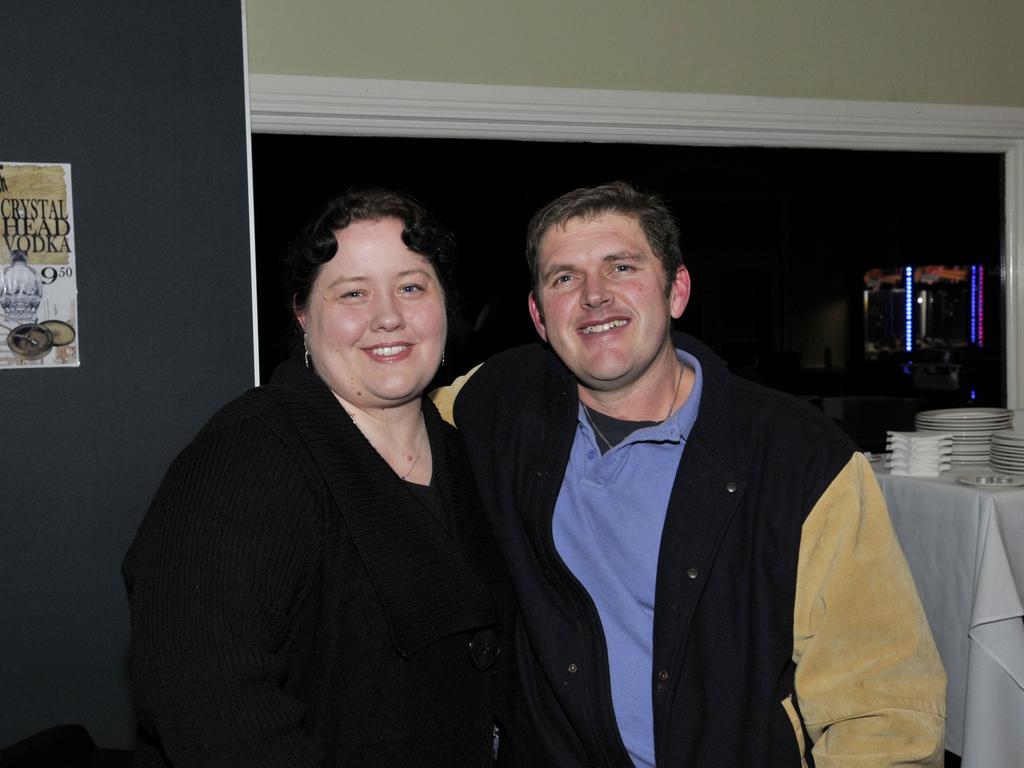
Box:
[253, 134, 1004, 452]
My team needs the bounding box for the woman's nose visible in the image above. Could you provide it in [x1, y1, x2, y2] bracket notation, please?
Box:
[370, 294, 404, 331]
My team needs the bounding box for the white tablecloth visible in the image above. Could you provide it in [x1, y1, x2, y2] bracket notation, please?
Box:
[874, 466, 1024, 768]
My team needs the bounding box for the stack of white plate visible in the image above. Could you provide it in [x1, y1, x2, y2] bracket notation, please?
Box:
[914, 407, 1014, 465]
[990, 430, 1024, 474]
[885, 431, 953, 476]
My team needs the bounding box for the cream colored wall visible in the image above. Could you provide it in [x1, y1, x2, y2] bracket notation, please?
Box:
[245, 0, 1024, 107]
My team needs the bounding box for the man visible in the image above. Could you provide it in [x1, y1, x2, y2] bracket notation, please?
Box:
[434, 181, 945, 767]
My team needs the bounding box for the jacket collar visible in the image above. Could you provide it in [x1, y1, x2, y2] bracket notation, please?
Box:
[267, 355, 498, 657]
[668, 331, 741, 474]
[538, 331, 740, 472]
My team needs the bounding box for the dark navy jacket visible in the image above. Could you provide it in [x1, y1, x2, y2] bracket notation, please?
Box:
[443, 332, 944, 767]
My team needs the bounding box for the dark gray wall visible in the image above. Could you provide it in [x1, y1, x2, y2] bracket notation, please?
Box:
[1, 3, 253, 749]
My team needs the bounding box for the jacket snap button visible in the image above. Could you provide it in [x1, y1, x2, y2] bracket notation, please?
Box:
[726, 481, 737, 493]
[687, 568, 698, 579]
[468, 629, 500, 670]
[658, 669, 669, 681]
[567, 663, 578, 673]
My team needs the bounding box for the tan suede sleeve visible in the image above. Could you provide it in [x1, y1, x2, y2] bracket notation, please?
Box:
[793, 453, 946, 767]
[428, 363, 484, 427]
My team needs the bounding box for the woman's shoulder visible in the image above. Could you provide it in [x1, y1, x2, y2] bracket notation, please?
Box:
[188, 380, 325, 459]
[160, 386, 323, 508]
[128, 402, 323, 581]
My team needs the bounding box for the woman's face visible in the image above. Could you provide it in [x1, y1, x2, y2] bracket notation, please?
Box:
[297, 217, 447, 412]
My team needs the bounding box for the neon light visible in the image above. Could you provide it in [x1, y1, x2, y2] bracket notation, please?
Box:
[978, 264, 985, 348]
[970, 265, 978, 343]
[904, 267, 914, 352]
[970, 389, 977, 401]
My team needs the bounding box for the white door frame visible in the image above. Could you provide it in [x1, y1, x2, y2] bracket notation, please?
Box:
[249, 74, 1024, 408]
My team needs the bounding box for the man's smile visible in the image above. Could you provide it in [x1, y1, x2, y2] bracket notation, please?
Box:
[579, 318, 630, 335]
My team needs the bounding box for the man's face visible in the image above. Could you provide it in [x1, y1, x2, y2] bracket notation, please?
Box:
[528, 212, 689, 396]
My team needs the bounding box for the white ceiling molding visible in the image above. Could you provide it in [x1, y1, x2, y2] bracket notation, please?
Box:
[248, 74, 1024, 408]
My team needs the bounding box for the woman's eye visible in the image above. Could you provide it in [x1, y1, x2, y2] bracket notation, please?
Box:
[328, 289, 365, 301]
[399, 284, 425, 294]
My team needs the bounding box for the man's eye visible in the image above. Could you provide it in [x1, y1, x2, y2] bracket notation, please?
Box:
[552, 274, 573, 285]
[613, 264, 635, 273]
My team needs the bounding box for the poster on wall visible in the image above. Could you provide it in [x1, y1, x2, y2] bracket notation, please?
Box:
[0, 162, 79, 369]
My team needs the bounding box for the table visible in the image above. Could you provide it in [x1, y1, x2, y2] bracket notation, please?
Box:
[873, 466, 1024, 768]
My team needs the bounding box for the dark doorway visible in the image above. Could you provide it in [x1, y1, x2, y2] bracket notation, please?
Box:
[252, 135, 1004, 450]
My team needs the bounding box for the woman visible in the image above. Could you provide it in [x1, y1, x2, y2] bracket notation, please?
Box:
[123, 190, 516, 767]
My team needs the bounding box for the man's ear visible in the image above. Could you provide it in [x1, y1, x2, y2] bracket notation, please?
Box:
[669, 265, 691, 320]
[527, 291, 549, 343]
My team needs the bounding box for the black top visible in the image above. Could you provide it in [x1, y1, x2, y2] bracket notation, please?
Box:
[123, 355, 518, 767]
[582, 404, 658, 454]
[404, 477, 448, 529]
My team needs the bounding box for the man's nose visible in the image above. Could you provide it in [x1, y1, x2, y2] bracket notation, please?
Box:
[581, 274, 612, 308]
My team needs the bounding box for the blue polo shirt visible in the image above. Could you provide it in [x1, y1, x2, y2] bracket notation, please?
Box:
[552, 349, 703, 768]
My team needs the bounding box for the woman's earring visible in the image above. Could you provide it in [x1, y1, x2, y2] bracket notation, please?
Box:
[303, 333, 311, 369]
[441, 351, 446, 367]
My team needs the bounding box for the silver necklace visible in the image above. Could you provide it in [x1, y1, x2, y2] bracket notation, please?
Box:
[347, 407, 427, 480]
[400, 420, 426, 480]
[584, 362, 684, 451]
[583, 405, 615, 451]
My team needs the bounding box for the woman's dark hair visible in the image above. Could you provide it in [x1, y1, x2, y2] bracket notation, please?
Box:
[284, 188, 456, 323]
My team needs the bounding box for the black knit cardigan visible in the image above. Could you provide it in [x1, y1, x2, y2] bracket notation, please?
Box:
[123, 356, 517, 767]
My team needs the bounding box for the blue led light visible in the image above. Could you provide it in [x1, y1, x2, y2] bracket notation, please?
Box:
[970, 265, 978, 344]
[978, 264, 985, 348]
[904, 267, 913, 352]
